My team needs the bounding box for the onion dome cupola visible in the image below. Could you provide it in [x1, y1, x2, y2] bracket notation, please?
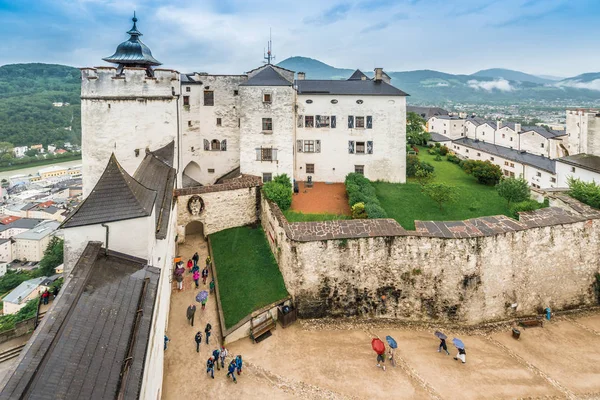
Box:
[103, 13, 162, 76]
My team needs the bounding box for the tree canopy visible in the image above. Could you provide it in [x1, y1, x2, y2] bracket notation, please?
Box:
[406, 112, 431, 145]
[496, 177, 530, 206]
[39, 237, 64, 276]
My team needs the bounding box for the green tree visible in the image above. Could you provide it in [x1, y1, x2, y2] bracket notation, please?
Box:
[423, 183, 458, 211]
[496, 177, 530, 207]
[25, 149, 38, 157]
[462, 160, 503, 185]
[415, 167, 435, 190]
[263, 176, 293, 211]
[0, 142, 13, 157]
[406, 112, 431, 145]
[39, 237, 64, 276]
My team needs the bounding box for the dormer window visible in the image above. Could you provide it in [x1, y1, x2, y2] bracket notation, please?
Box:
[263, 93, 272, 103]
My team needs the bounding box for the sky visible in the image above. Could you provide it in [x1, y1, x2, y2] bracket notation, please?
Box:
[0, 0, 599, 77]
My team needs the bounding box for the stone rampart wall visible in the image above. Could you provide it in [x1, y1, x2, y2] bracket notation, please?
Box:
[261, 193, 600, 325]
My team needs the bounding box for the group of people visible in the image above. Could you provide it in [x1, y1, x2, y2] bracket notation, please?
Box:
[206, 349, 243, 384]
[40, 286, 59, 305]
[186, 252, 211, 289]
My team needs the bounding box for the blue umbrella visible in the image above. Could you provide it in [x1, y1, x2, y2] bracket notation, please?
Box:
[435, 331, 447, 340]
[385, 335, 398, 349]
[196, 290, 208, 302]
[452, 338, 465, 350]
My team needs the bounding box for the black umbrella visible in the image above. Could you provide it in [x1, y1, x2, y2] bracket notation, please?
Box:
[435, 331, 447, 340]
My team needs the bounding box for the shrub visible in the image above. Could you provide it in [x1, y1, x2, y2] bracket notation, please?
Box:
[365, 203, 387, 219]
[428, 149, 437, 155]
[462, 160, 502, 185]
[439, 145, 449, 156]
[263, 178, 292, 211]
[434, 142, 441, 148]
[510, 200, 544, 219]
[423, 183, 458, 211]
[568, 177, 600, 209]
[428, 144, 434, 148]
[419, 161, 435, 174]
[273, 174, 292, 189]
[447, 154, 460, 164]
[496, 177, 530, 207]
[434, 155, 442, 161]
[415, 167, 435, 189]
[407, 155, 420, 177]
[351, 202, 367, 219]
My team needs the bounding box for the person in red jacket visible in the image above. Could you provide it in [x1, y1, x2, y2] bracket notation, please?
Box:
[187, 259, 193, 272]
[41, 289, 50, 305]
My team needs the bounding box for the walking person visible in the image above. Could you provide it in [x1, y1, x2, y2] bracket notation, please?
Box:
[209, 279, 215, 294]
[202, 266, 209, 285]
[205, 323, 212, 345]
[219, 346, 228, 369]
[174, 263, 185, 291]
[192, 252, 199, 267]
[205, 255, 211, 267]
[235, 355, 243, 375]
[212, 348, 221, 370]
[52, 286, 59, 299]
[227, 360, 237, 383]
[376, 352, 386, 371]
[206, 357, 215, 379]
[194, 331, 202, 353]
[164, 335, 170, 351]
[186, 304, 196, 326]
[187, 258, 193, 272]
[193, 269, 200, 289]
[454, 347, 466, 364]
[42, 289, 50, 305]
[201, 298, 207, 311]
[438, 338, 450, 355]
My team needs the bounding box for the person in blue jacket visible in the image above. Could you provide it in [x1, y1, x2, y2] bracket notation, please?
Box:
[212, 348, 221, 370]
[235, 355, 243, 375]
[227, 360, 237, 383]
[206, 356, 215, 379]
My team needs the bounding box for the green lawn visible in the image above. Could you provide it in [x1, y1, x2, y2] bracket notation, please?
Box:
[283, 210, 351, 222]
[210, 226, 289, 329]
[374, 147, 512, 230]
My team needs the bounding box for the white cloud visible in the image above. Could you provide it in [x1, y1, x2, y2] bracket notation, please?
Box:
[554, 79, 600, 91]
[468, 79, 515, 92]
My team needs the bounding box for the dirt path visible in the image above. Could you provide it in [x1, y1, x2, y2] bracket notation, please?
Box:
[291, 182, 351, 215]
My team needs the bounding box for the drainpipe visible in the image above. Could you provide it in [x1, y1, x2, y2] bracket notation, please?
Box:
[175, 90, 181, 187]
[101, 223, 109, 256]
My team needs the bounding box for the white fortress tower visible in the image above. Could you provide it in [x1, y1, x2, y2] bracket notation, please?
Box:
[80, 14, 180, 196]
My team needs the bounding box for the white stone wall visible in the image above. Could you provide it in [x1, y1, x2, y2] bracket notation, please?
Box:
[13, 236, 52, 262]
[261, 197, 600, 325]
[81, 67, 180, 196]
[0, 240, 12, 262]
[429, 117, 464, 139]
[295, 95, 406, 183]
[495, 126, 518, 149]
[180, 75, 247, 185]
[556, 161, 600, 187]
[464, 121, 477, 139]
[564, 109, 600, 156]
[477, 124, 496, 142]
[62, 215, 154, 273]
[239, 86, 295, 180]
[176, 186, 258, 242]
[520, 130, 549, 157]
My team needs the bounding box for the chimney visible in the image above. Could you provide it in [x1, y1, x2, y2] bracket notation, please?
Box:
[515, 123, 521, 133]
[297, 72, 305, 80]
[374, 68, 383, 82]
[361, 75, 367, 80]
[496, 120, 501, 130]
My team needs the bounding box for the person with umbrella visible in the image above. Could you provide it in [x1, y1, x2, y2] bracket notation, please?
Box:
[386, 336, 397, 367]
[453, 338, 466, 364]
[196, 290, 209, 310]
[435, 331, 450, 355]
[372, 338, 386, 371]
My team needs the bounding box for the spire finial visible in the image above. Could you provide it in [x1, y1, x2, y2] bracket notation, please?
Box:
[133, 11, 137, 23]
[127, 11, 142, 37]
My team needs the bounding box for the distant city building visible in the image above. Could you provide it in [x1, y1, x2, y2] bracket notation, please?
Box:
[2, 277, 46, 315]
[13, 146, 28, 158]
[13, 220, 60, 262]
[47, 144, 56, 153]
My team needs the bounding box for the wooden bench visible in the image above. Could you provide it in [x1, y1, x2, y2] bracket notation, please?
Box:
[250, 313, 276, 343]
[519, 318, 544, 328]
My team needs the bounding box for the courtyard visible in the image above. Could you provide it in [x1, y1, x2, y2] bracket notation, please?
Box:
[285, 181, 351, 222]
[165, 310, 600, 399]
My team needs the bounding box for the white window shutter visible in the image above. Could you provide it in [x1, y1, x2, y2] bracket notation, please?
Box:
[316, 140, 321, 153]
[297, 140, 303, 152]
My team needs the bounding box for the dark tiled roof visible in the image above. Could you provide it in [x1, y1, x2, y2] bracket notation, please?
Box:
[240, 66, 292, 86]
[151, 140, 175, 167]
[103, 16, 161, 66]
[557, 154, 600, 174]
[0, 242, 159, 400]
[453, 137, 556, 173]
[432, 115, 463, 120]
[348, 69, 368, 80]
[520, 126, 567, 139]
[133, 150, 176, 240]
[407, 106, 449, 120]
[61, 154, 156, 229]
[429, 132, 452, 142]
[296, 80, 408, 96]
[20, 203, 36, 211]
[0, 218, 45, 233]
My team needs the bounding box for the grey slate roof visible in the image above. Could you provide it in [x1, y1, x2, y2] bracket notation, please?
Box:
[429, 132, 452, 142]
[0, 218, 45, 233]
[151, 140, 175, 167]
[3, 277, 45, 304]
[432, 115, 463, 120]
[296, 79, 408, 96]
[240, 65, 292, 86]
[521, 126, 567, 139]
[133, 148, 176, 240]
[453, 137, 556, 173]
[103, 16, 161, 66]
[0, 242, 159, 400]
[557, 153, 600, 174]
[348, 69, 368, 80]
[407, 106, 449, 120]
[61, 154, 156, 229]
[14, 220, 60, 241]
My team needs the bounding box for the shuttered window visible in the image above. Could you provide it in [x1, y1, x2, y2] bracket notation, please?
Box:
[367, 116, 373, 129]
[348, 141, 355, 154]
[331, 115, 337, 128]
[348, 116, 354, 129]
[367, 141, 373, 154]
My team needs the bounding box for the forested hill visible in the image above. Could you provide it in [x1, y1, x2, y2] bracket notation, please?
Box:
[0, 63, 81, 146]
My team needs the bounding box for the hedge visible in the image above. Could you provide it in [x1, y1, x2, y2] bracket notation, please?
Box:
[345, 173, 387, 219]
[263, 174, 293, 211]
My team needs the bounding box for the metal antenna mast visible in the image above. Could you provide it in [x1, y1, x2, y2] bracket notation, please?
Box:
[264, 28, 275, 64]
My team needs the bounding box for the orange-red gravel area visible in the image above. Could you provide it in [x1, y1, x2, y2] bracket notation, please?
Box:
[290, 182, 351, 216]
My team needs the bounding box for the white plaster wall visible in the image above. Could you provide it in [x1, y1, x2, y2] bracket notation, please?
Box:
[14, 236, 52, 262]
[495, 127, 518, 149]
[239, 86, 295, 180]
[0, 241, 11, 262]
[295, 95, 405, 183]
[520, 131, 548, 157]
[81, 68, 180, 196]
[477, 124, 496, 143]
[180, 75, 246, 185]
[556, 161, 600, 187]
[62, 215, 154, 273]
[176, 187, 258, 242]
[523, 165, 557, 189]
[428, 117, 448, 135]
[464, 121, 477, 139]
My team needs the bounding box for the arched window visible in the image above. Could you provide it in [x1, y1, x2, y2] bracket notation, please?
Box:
[211, 139, 221, 151]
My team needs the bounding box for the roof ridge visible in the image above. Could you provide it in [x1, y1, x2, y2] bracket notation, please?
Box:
[114, 154, 157, 214]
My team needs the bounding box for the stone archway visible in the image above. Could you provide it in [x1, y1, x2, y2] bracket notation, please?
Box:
[185, 220, 204, 237]
[183, 161, 202, 187]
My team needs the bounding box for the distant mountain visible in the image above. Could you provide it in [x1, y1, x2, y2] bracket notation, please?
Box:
[537, 75, 565, 81]
[471, 68, 552, 84]
[0, 63, 81, 147]
[277, 56, 600, 106]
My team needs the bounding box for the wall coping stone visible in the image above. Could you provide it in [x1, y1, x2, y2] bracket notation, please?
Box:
[266, 191, 600, 242]
[174, 175, 262, 197]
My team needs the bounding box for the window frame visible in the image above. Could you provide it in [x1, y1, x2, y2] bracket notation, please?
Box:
[263, 173, 273, 182]
[262, 118, 273, 132]
[210, 139, 221, 151]
[355, 116, 365, 129]
[216, 118, 222, 127]
[203, 90, 214, 106]
[263, 93, 272, 103]
[305, 116, 315, 128]
[305, 163, 315, 174]
[354, 165, 364, 175]
[303, 140, 315, 153]
[356, 141, 366, 154]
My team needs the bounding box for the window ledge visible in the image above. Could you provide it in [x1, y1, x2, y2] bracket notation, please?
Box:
[262, 130, 273, 134]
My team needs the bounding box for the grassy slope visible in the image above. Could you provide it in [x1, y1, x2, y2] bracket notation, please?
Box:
[0, 154, 81, 172]
[210, 226, 288, 329]
[374, 148, 511, 230]
[283, 210, 351, 222]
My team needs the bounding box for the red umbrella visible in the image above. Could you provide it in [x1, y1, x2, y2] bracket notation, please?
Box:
[371, 338, 385, 355]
